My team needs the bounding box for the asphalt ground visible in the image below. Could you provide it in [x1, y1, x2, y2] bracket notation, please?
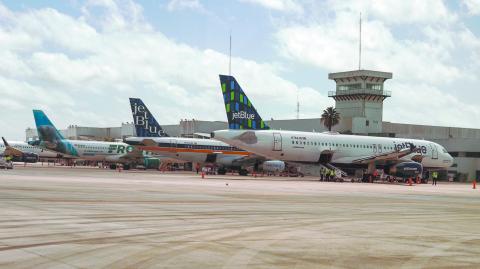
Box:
[0, 165, 479, 269]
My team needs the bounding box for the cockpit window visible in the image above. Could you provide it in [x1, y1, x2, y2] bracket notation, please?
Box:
[442, 148, 448, 153]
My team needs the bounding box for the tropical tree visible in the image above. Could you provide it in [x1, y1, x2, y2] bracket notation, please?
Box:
[321, 107, 340, 131]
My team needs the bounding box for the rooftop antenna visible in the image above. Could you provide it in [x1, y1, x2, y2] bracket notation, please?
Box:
[229, 31, 232, 76]
[358, 12, 362, 70]
[296, 89, 300, 119]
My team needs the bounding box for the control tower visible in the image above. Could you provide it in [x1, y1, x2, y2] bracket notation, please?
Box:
[328, 70, 392, 134]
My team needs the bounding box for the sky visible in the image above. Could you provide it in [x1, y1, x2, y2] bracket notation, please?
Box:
[1, 0, 480, 140]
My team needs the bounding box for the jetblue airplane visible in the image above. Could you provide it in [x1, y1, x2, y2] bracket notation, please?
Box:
[1, 137, 58, 162]
[125, 98, 283, 175]
[212, 75, 454, 179]
[32, 109, 162, 169]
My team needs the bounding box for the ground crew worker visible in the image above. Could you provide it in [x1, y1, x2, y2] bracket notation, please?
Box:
[432, 171, 438, 186]
[195, 163, 200, 174]
[320, 168, 324, 181]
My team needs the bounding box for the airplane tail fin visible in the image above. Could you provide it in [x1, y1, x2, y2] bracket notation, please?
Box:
[129, 98, 169, 137]
[219, 75, 269, 130]
[32, 110, 65, 143]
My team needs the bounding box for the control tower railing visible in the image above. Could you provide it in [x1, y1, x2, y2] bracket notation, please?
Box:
[328, 88, 392, 97]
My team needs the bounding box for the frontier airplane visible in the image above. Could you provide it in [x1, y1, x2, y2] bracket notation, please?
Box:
[32, 110, 161, 169]
[212, 75, 454, 179]
[125, 98, 283, 175]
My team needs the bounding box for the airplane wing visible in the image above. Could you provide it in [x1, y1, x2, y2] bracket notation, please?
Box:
[2, 137, 24, 157]
[351, 143, 420, 164]
[230, 154, 267, 166]
[140, 138, 158, 147]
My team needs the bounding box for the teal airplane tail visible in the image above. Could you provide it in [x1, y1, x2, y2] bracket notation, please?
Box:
[219, 75, 269, 130]
[32, 110, 78, 156]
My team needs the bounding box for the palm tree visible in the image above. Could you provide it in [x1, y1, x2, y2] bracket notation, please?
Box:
[321, 107, 340, 131]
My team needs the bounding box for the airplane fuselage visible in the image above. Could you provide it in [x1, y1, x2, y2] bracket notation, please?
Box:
[212, 130, 454, 169]
[37, 139, 145, 162]
[0, 141, 58, 159]
[125, 136, 250, 166]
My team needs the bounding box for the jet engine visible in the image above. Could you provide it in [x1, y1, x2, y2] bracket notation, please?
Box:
[385, 162, 423, 178]
[12, 152, 39, 163]
[262, 160, 286, 172]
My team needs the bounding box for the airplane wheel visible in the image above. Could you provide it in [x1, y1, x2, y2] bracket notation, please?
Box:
[123, 164, 131, 170]
[109, 164, 117, 170]
[218, 168, 227, 175]
[239, 169, 248, 176]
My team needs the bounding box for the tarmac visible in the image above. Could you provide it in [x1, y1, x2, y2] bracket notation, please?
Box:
[0, 165, 479, 269]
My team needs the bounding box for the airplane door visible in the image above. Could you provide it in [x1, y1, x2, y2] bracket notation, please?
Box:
[378, 144, 382, 153]
[273, 133, 282, 151]
[430, 144, 438, 159]
[170, 139, 177, 152]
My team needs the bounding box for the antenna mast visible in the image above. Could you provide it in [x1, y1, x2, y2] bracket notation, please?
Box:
[296, 89, 300, 119]
[229, 32, 232, 76]
[358, 12, 362, 70]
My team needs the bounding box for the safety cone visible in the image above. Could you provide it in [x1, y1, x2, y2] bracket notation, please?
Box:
[201, 171, 205, 179]
[473, 180, 476, 189]
[408, 178, 412, 186]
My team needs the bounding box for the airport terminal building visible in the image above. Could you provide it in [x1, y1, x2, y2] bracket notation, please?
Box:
[25, 70, 480, 181]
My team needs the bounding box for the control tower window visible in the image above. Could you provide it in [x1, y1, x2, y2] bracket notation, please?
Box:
[338, 83, 361, 91]
[366, 83, 382, 90]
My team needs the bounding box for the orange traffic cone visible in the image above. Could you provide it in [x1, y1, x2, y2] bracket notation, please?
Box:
[201, 171, 205, 179]
[408, 178, 412, 186]
[473, 180, 476, 189]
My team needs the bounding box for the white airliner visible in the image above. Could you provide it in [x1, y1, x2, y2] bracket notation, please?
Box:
[32, 110, 168, 169]
[1, 137, 58, 162]
[212, 75, 453, 178]
[125, 98, 284, 175]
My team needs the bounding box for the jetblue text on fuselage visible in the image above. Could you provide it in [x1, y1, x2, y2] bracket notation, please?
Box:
[232, 111, 255, 120]
[394, 142, 427, 154]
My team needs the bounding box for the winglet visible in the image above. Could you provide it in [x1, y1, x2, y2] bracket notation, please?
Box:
[219, 75, 269, 130]
[1, 137, 9, 147]
[2, 137, 23, 157]
[129, 98, 169, 137]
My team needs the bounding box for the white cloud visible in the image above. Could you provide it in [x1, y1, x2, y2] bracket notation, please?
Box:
[384, 82, 480, 128]
[463, 0, 480, 15]
[0, 2, 330, 139]
[328, 0, 455, 25]
[167, 0, 204, 12]
[274, 0, 480, 128]
[276, 16, 462, 85]
[240, 0, 303, 14]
